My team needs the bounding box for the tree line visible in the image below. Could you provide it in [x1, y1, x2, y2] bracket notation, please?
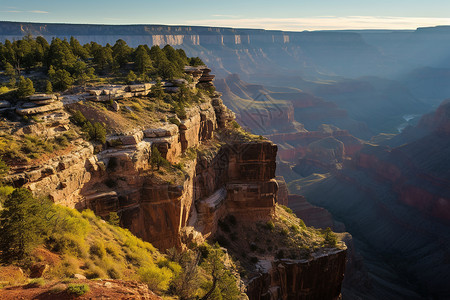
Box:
[0, 35, 205, 94]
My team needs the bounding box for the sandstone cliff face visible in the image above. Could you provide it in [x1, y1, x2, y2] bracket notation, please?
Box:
[247, 250, 346, 300]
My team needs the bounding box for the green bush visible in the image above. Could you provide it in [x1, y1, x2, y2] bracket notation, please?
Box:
[107, 212, 120, 226]
[67, 283, 89, 296]
[265, 221, 275, 231]
[27, 278, 45, 287]
[90, 240, 106, 258]
[168, 117, 181, 126]
[280, 205, 293, 214]
[138, 264, 173, 292]
[0, 185, 14, 204]
[323, 227, 338, 247]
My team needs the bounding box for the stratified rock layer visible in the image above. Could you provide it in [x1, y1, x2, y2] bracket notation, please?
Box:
[247, 249, 346, 300]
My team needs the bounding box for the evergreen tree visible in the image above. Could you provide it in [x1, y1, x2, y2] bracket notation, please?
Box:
[49, 66, 74, 91]
[150, 78, 164, 99]
[149, 45, 166, 66]
[150, 146, 164, 170]
[47, 38, 77, 71]
[199, 246, 241, 300]
[45, 80, 53, 94]
[73, 60, 90, 85]
[126, 70, 137, 84]
[93, 45, 113, 71]
[0, 188, 52, 263]
[163, 44, 184, 69]
[4, 62, 15, 78]
[158, 60, 177, 80]
[190, 57, 205, 66]
[17, 76, 35, 98]
[134, 45, 152, 75]
[91, 122, 106, 144]
[70, 36, 89, 60]
[112, 39, 132, 67]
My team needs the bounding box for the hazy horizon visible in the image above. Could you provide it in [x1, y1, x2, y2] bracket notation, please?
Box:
[2, 0, 450, 31]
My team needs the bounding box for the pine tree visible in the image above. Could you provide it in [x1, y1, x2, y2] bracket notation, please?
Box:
[150, 78, 164, 99]
[45, 80, 53, 94]
[17, 76, 35, 98]
[91, 122, 106, 144]
[134, 45, 153, 75]
[49, 67, 74, 91]
[150, 146, 164, 170]
[0, 189, 51, 263]
[112, 39, 132, 67]
[126, 70, 137, 84]
[4, 62, 15, 78]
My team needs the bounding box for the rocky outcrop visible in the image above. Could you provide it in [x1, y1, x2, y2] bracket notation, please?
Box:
[247, 249, 346, 300]
[3, 67, 346, 298]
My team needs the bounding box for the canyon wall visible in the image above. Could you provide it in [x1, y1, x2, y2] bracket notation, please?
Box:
[293, 99, 450, 299]
[247, 249, 346, 300]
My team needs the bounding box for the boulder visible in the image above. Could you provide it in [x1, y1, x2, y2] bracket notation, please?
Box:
[73, 274, 87, 280]
[112, 101, 120, 112]
[29, 263, 49, 278]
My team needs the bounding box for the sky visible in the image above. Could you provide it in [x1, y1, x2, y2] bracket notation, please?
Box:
[1, 0, 450, 31]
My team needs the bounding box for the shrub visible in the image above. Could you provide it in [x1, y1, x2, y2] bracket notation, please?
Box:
[290, 224, 300, 234]
[138, 264, 173, 292]
[280, 205, 293, 214]
[107, 212, 120, 226]
[67, 284, 89, 296]
[168, 117, 181, 126]
[90, 240, 106, 258]
[27, 278, 45, 287]
[0, 185, 14, 204]
[265, 221, 275, 231]
[55, 135, 69, 147]
[324, 227, 338, 247]
[156, 258, 181, 275]
[47, 233, 88, 258]
[299, 219, 306, 229]
[84, 264, 105, 279]
[107, 267, 121, 279]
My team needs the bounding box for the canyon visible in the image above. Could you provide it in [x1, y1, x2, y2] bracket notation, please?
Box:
[3, 21, 450, 299]
[1, 66, 347, 299]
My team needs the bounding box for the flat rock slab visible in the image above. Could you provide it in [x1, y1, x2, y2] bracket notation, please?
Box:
[16, 101, 63, 116]
[144, 124, 178, 138]
[29, 94, 57, 101]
